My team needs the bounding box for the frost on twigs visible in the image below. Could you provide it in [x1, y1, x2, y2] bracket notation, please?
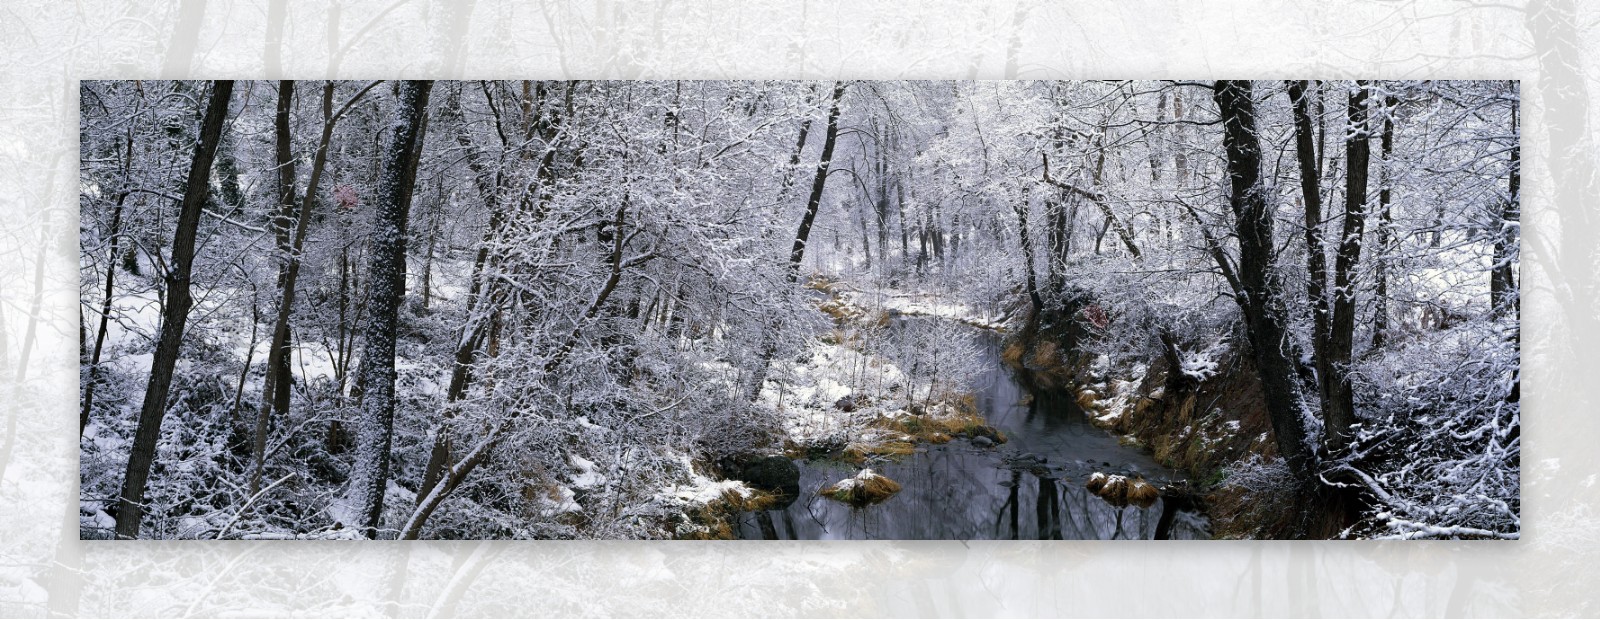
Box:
[1339, 320, 1521, 539]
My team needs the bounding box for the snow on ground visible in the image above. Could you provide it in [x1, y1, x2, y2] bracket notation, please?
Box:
[837, 287, 1010, 330]
[758, 339, 910, 445]
[653, 454, 754, 510]
[1087, 363, 1147, 425]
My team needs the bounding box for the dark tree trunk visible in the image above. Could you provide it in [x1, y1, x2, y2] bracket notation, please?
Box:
[264, 81, 298, 422]
[251, 79, 300, 494]
[1045, 190, 1069, 294]
[744, 82, 845, 403]
[1014, 201, 1044, 316]
[114, 80, 234, 539]
[1210, 80, 1317, 479]
[1372, 95, 1399, 348]
[1324, 81, 1372, 454]
[345, 80, 433, 539]
[251, 80, 372, 495]
[1286, 80, 1333, 401]
[1490, 97, 1520, 320]
[782, 87, 816, 192]
[83, 187, 130, 434]
[787, 81, 847, 281]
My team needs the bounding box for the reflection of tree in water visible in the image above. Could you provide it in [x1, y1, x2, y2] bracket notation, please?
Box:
[742, 450, 1183, 539]
[989, 466, 1163, 540]
[738, 326, 1200, 540]
[1036, 472, 1061, 540]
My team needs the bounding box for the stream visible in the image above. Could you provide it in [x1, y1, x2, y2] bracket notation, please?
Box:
[736, 324, 1211, 540]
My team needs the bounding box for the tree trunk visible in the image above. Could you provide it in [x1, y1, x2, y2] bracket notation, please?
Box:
[1210, 80, 1316, 479]
[787, 81, 847, 281]
[114, 80, 234, 539]
[1490, 97, 1520, 320]
[251, 80, 372, 495]
[1045, 190, 1068, 294]
[1014, 201, 1044, 316]
[251, 79, 300, 494]
[746, 81, 845, 402]
[1372, 95, 1399, 348]
[1286, 80, 1333, 402]
[83, 188, 129, 434]
[344, 80, 433, 538]
[263, 81, 298, 423]
[781, 86, 817, 192]
[1324, 81, 1372, 454]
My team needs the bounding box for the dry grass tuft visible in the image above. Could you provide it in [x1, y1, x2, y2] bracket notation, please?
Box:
[1076, 388, 1101, 412]
[869, 396, 1004, 450]
[820, 469, 903, 507]
[719, 488, 779, 512]
[1127, 479, 1161, 508]
[672, 488, 781, 539]
[1086, 472, 1160, 509]
[818, 299, 860, 323]
[1000, 341, 1027, 366]
[841, 440, 917, 464]
[1031, 340, 1060, 368]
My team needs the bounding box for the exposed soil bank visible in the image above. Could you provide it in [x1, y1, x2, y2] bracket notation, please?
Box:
[1004, 312, 1295, 538]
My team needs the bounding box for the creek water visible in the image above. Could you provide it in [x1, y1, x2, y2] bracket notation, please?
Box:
[737, 325, 1210, 540]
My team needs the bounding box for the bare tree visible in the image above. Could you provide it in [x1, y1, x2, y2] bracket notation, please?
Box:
[1323, 81, 1372, 453]
[1208, 80, 1316, 478]
[114, 80, 234, 539]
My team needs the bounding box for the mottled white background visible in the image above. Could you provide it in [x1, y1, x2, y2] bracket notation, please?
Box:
[0, 0, 1595, 616]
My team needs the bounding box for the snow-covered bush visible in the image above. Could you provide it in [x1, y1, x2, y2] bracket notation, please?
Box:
[1340, 319, 1520, 539]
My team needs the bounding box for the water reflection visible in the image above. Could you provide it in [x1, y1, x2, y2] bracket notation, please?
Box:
[740, 325, 1209, 540]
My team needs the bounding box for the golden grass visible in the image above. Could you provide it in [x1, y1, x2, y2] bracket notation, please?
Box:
[833, 392, 1003, 464]
[1075, 389, 1101, 412]
[1127, 479, 1161, 508]
[841, 440, 917, 464]
[1000, 341, 1027, 366]
[672, 488, 780, 540]
[870, 399, 1003, 448]
[818, 299, 860, 323]
[1085, 472, 1160, 509]
[1087, 472, 1109, 494]
[1031, 340, 1060, 368]
[719, 488, 780, 512]
[820, 470, 903, 507]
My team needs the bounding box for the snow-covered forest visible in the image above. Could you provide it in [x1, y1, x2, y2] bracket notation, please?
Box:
[78, 80, 1519, 540]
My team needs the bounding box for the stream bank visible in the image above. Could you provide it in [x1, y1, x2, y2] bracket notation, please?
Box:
[1003, 308, 1299, 539]
[734, 323, 1210, 540]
